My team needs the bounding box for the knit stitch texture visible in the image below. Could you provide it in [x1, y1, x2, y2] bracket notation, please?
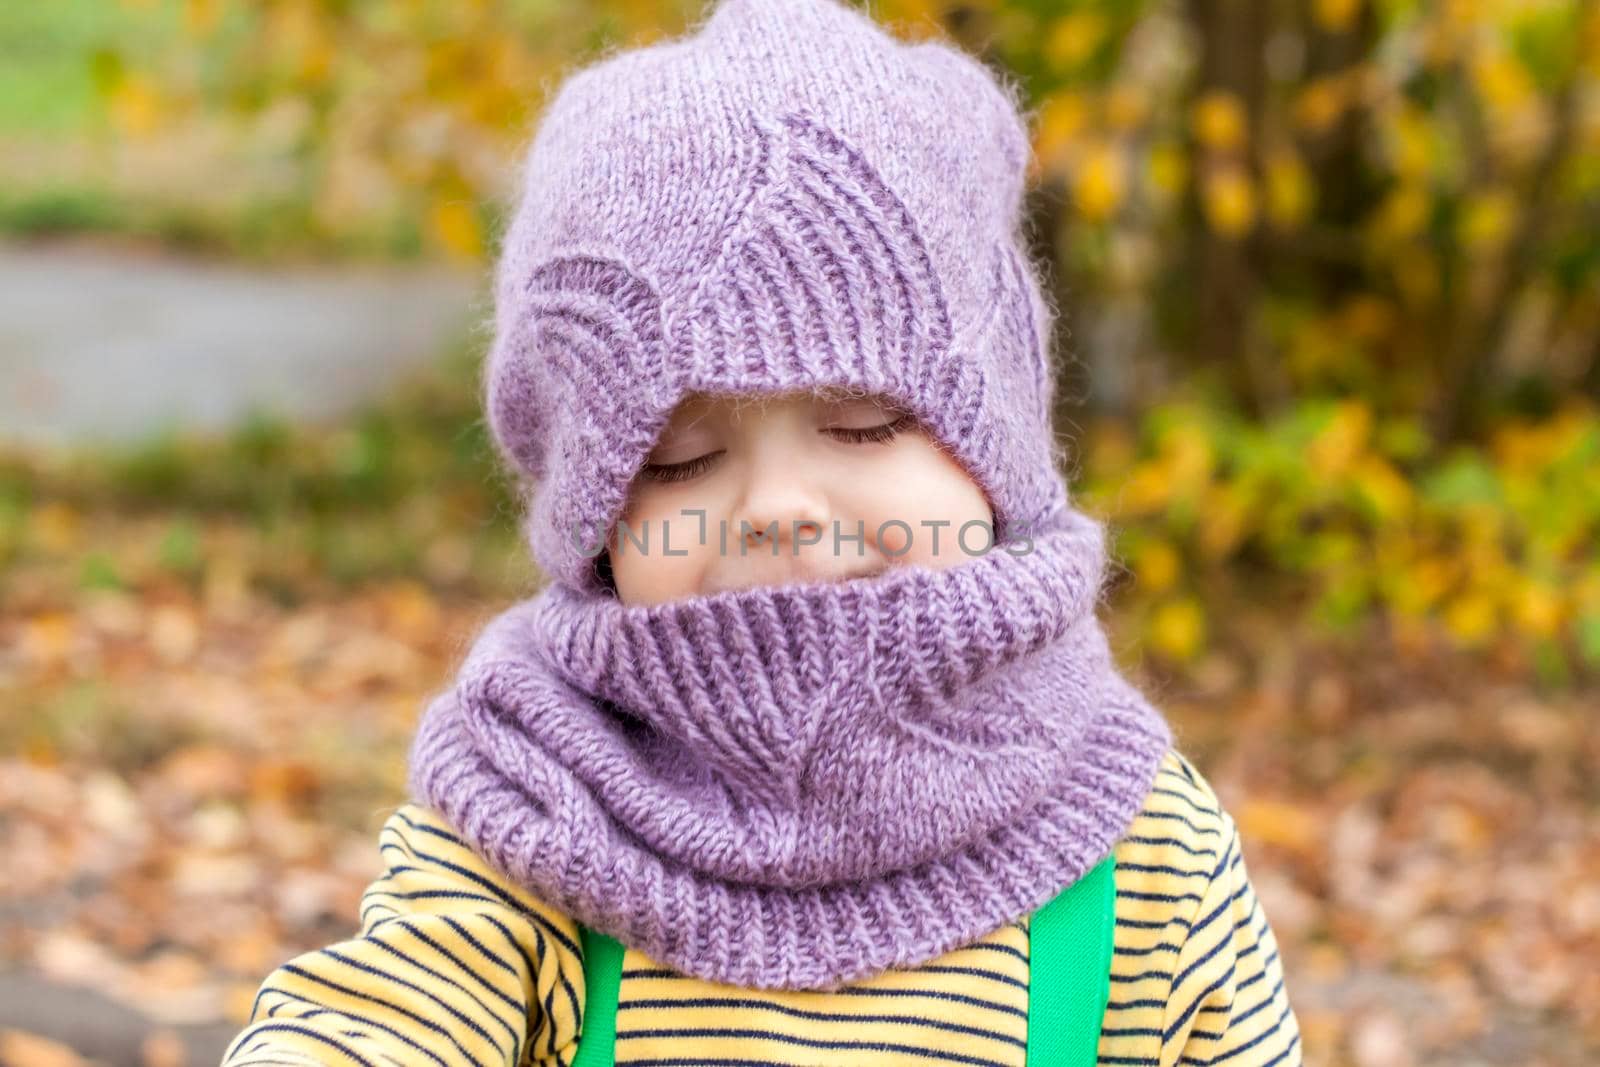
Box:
[484, 0, 1068, 594]
[408, 507, 1173, 990]
[407, 0, 1175, 992]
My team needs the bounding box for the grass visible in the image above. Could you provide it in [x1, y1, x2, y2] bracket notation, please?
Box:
[0, 337, 533, 601]
[0, 0, 432, 261]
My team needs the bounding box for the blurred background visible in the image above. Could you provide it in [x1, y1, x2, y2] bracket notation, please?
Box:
[1, 0, 1596, 1064]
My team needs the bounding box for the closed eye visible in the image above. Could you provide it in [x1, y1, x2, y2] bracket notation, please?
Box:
[640, 451, 723, 483]
[825, 413, 915, 444]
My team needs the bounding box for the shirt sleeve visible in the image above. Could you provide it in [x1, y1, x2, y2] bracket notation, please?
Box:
[220, 804, 586, 1067]
[1158, 764, 1304, 1067]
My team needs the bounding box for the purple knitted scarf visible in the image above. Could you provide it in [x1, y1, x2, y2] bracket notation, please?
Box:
[407, 505, 1172, 990]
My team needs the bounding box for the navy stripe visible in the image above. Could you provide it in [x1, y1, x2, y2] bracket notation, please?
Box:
[1116, 862, 1213, 879]
[224, 1023, 377, 1067]
[358, 925, 523, 1057]
[1113, 940, 1184, 958]
[1121, 835, 1221, 859]
[617, 1025, 1013, 1067]
[1162, 956, 1238, 1045]
[1172, 883, 1251, 991]
[1118, 888, 1205, 906]
[1117, 915, 1194, 931]
[962, 939, 1028, 965]
[243, 988, 426, 1066]
[1106, 996, 1165, 1010]
[1140, 810, 1224, 837]
[1151, 786, 1218, 820]
[392, 813, 586, 961]
[280, 962, 459, 1067]
[905, 963, 1025, 990]
[439, 914, 521, 982]
[619, 994, 1026, 1042]
[1179, 997, 1297, 1065]
[318, 945, 505, 1057]
[825, 984, 1027, 1020]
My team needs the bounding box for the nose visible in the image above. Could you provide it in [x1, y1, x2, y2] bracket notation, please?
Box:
[736, 458, 830, 554]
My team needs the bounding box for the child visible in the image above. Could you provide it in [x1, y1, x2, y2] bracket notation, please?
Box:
[222, 0, 1303, 1063]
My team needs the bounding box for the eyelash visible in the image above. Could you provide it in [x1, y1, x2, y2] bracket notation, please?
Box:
[640, 414, 914, 483]
[642, 452, 721, 484]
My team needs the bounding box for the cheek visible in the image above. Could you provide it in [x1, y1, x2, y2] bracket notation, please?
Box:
[854, 441, 994, 562]
[610, 484, 718, 604]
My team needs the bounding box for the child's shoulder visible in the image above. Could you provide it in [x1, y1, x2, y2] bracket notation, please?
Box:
[374, 800, 584, 945]
[1135, 746, 1234, 828]
[1113, 746, 1239, 881]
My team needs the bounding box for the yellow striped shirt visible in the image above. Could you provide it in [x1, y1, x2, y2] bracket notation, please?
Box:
[222, 748, 1301, 1066]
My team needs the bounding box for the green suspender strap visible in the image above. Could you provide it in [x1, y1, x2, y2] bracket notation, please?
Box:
[570, 852, 1116, 1066]
[1028, 852, 1118, 1066]
[572, 923, 626, 1067]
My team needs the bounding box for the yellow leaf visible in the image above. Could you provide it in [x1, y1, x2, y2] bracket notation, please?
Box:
[1034, 91, 1089, 176]
[1389, 104, 1434, 178]
[1445, 591, 1499, 645]
[30, 501, 83, 554]
[1458, 188, 1517, 250]
[300, 32, 335, 85]
[1165, 421, 1216, 486]
[184, 0, 221, 35]
[1190, 90, 1248, 152]
[1073, 140, 1126, 222]
[1513, 581, 1564, 637]
[1441, 0, 1477, 31]
[1202, 166, 1256, 237]
[1150, 597, 1206, 661]
[109, 74, 163, 137]
[1145, 141, 1188, 202]
[1392, 556, 1455, 614]
[1135, 539, 1181, 595]
[1198, 484, 1249, 559]
[1236, 799, 1322, 855]
[1313, 0, 1362, 34]
[1104, 84, 1148, 131]
[1307, 400, 1372, 479]
[1045, 11, 1106, 72]
[1371, 183, 1430, 242]
[1473, 49, 1534, 111]
[1353, 454, 1413, 521]
[20, 612, 76, 667]
[430, 197, 482, 260]
[1293, 77, 1346, 134]
[377, 578, 442, 637]
[1264, 147, 1313, 229]
[1122, 463, 1174, 516]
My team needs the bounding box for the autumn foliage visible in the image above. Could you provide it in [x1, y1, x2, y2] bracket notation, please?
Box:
[66, 0, 1600, 673]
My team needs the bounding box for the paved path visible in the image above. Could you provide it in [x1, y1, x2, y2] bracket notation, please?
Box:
[0, 970, 241, 1065]
[0, 238, 481, 447]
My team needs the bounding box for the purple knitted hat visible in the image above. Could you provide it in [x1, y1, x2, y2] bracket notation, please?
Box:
[408, 0, 1173, 992]
[484, 0, 1069, 593]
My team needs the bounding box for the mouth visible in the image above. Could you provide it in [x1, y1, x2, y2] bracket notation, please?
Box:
[705, 564, 891, 596]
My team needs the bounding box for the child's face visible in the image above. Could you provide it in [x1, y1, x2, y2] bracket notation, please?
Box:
[607, 389, 994, 605]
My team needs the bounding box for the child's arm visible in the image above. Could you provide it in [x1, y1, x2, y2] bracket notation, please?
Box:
[220, 805, 584, 1067]
[1157, 762, 1304, 1066]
